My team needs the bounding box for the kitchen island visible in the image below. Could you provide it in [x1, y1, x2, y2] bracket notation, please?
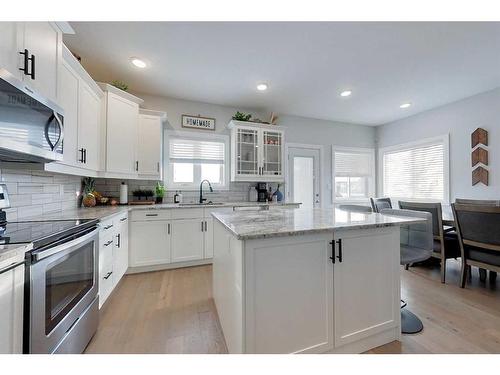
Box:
[211, 207, 424, 354]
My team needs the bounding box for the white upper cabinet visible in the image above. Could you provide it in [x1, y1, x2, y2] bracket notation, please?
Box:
[137, 109, 166, 179]
[0, 22, 63, 103]
[228, 120, 285, 182]
[0, 22, 23, 81]
[78, 80, 101, 171]
[58, 59, 80, 167]
[21, 22, 62, 103]
[47, 45, 103, 175]
[99, 83, 144, 177]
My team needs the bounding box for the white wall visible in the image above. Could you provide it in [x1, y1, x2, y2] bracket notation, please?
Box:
[137, 93, 376, 207]
[377, 87, 500, 201]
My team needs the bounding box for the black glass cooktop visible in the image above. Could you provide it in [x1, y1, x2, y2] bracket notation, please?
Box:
[0, 219, 98, 249]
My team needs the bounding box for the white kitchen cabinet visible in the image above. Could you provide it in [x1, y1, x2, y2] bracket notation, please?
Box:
[204, 217, 214, 259]
[137, 110, 165, 179]
[99, 83, 144, 177]
[0, 253, 25, 354]
[243, 233, 334, 354]
[78, 80, 101, 171]
[130, 220, 171, 267]
[228, 120, 285, 182]
[171, 218, 205, 262]
[99, 233, 114, 308]
[58, 59, 80, 167]
[332, 228, 400, 348]
[0, 22, 23, 81]
[113, 213, 129, 286]
[21, 22, 62, 103]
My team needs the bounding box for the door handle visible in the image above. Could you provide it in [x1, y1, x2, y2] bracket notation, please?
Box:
[329, 241, 335, 264]
[136, 161, 139, 171]
[167, 223, 170, 235]
[28, 53, 35, 79]
[116, 233, 121, 248]
[78, 148, 85, 163]
[157, 162, 160, 173]
[204, 220, 207, 232]
[83, 148, 87, 164]
[19, 49, 29, 75]
[201, 221, 204, 232]
[336, 239, 343, 263]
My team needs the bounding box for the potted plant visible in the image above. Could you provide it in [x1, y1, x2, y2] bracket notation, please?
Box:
[155, 182, 165, 204]
[82, 177, 97, 207]
[232, 111, 252, 122]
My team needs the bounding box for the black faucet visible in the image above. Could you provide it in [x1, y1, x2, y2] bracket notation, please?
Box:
[199, 179, 214, 204]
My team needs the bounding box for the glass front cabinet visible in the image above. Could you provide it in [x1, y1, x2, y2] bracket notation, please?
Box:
[228, 120, 285, 182]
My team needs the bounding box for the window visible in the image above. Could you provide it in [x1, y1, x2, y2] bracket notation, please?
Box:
[333, 147, 375, 201]
[380, 136, 448, 202]
[166, 132, 229, 190]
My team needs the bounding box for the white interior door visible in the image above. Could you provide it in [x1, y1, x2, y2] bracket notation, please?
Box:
[288, 146, 320, 208]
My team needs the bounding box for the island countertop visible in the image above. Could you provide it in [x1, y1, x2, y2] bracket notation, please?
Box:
[212, 207, 425, 240]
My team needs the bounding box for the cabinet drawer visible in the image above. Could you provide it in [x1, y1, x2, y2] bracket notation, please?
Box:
[131, 209, 172, 222]
[171, 208, 204, 219]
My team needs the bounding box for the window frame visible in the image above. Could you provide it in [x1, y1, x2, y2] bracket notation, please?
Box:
[332, 146, 376, 204]
[377, 134, 450, 203]
[165, 130, 230, 191]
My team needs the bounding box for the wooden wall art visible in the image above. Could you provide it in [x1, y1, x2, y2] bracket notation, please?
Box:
[471, 128, 489, 186]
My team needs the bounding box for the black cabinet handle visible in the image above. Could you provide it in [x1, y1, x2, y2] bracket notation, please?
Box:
[336, 239, 343, 263]
[120, 217, 127, 222]
[329, 241, 335, 264]
[78, 148, 85, 163]
[204, 220, 207, 232]
[201, 221, 204, 232]
[116, 233, 121, 248]
[83, 148, 87, 164]
[19, 49, 29, 75]
[167, 223, 171, 235]
[145, 213, 158, 217]
[104, 240, 113, 247]
[104, 224, 114, 230]
[157, 162, 160, 173]
[28, 53, 35, 80]
[104, 271, 113, 280]
[135, 161, 139, 171]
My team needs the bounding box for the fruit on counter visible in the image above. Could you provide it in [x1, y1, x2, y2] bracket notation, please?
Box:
[82, 177, 97, 208]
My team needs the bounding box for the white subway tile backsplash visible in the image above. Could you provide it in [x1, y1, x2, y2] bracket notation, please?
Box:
[18, 183, 44, 194]
[18, 205, 43, 219]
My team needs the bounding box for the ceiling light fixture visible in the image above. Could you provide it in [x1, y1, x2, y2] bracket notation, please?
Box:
[340, 90, 352, 97]
[256, 83, 268, 91]
[400, 102, 411, 109]
[130, 57, 147, 68]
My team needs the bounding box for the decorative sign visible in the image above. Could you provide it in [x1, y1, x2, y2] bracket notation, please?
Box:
[471, 127, 489, 186]
[182, 115, 215, 131]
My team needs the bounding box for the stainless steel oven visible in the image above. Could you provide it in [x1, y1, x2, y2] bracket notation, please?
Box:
[0, 68, 64, 163]
[26, 226, 99, 354]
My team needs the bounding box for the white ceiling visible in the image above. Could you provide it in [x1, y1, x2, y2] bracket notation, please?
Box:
[64, 22, 500, 126]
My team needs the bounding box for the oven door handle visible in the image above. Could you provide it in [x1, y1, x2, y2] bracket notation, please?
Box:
[32, 227, 99, 262]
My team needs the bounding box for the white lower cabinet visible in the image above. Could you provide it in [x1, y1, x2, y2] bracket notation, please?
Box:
[130, 220, 171, 267]
[99, 213, 129, 308]
[171, 218, 204, 262]
[204, 217, 214, 259]
[0, 253, 25, 354]
[213, 222, 401, 354]
[333, 229, 400, 348]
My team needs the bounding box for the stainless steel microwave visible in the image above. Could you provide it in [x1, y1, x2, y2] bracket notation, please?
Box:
[0, 68, 64, 163]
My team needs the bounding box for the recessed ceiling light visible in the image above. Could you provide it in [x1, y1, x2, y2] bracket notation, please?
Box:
[340, 90, 352, 97]
[256, 83, 268, 91]
[400, 102, 411, 109]
[130, 57, 147, 68]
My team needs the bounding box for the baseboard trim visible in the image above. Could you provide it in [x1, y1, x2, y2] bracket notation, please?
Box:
[126, 259, 213, 274]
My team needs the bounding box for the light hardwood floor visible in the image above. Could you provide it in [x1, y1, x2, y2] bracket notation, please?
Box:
[85, 260, 500, 354]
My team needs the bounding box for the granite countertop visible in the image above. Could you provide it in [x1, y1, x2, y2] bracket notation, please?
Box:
[19, 202, 301, 222]
[0, 243, 32, 263]
[211, 207, 426, 240]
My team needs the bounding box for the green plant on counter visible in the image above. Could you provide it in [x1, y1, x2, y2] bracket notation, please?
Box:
[111, 80, 129, 91]
[155, 182, 166, 198]
[232, 111, 252, 122]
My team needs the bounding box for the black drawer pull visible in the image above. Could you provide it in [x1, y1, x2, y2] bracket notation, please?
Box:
[104, 271, 113, 280]
[145, 213, 158, 217]
[104, 240, 113, 247]
[120, 217, 127, 222]
[329, 241, 335, 264]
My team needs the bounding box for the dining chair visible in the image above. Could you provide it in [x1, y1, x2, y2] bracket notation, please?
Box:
[337, 204, 372, 213]
[455, 198, 500, 206]
[381, 208, 433, 334]
[452, 203, 500, 288]
[398, 201, 460, 283]
[370, 197, 392, 213]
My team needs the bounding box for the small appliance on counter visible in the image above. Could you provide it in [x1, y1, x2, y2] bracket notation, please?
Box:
[256, 182, 268, 202]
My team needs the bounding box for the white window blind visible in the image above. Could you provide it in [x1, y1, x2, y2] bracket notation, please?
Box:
[382, 141, 445, 200]
[169, 139, 225, 164]
[335, 152, 373, 177]
[333, 148, 375, 200]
